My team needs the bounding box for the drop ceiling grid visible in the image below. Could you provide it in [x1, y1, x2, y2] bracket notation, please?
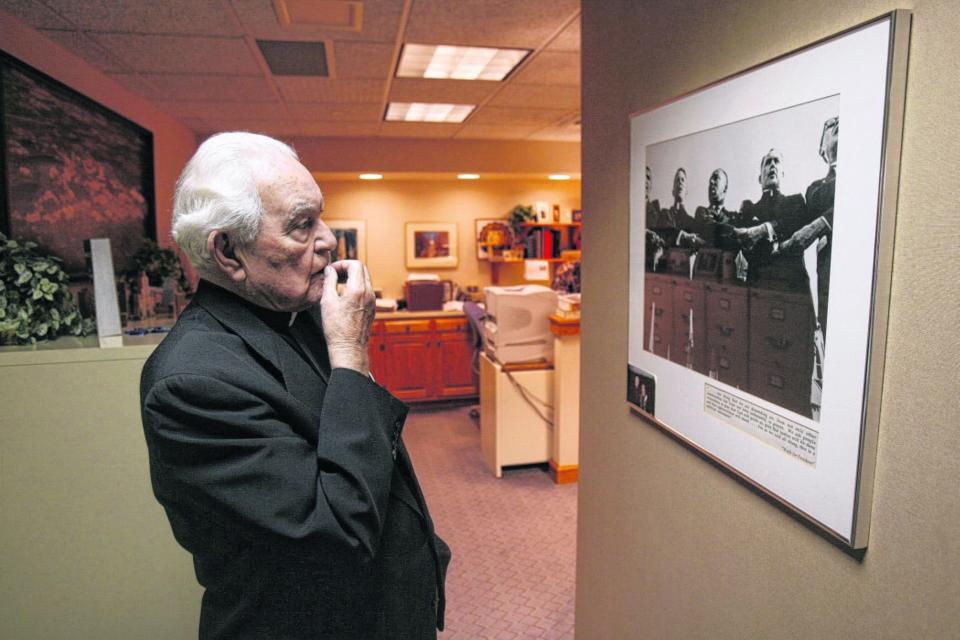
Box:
[403, 0, 580, 48]
[35, 0, 243, 36]
[232, 0, 405, 43]
[2, 0, 581, 142]
[90, 33, 263, 75]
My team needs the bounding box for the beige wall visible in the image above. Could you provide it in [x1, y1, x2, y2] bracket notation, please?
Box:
[319, 178, 581, 299]
[0, 10, 197, 248]
[0, 343, 202, 639]
[577, 1, 960, 638]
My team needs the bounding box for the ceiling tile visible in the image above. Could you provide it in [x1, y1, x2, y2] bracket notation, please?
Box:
[275, 77, 384, 102]
[37, 0, 241, 35]
[546, 15, 580, 52]
[379, 122, 460, 138]
[197, 117, 302, 137]
[0, 0, 74, 29]
[295, 121, 381, 137]
[124, 74, 278, 102]
[488, 83, 579, 110]
[405, 0, 580, 48]
[90, 33, 261, 74]
[454, 124, 541, 140]
[510, 51, 580, 86]
[106, 73, 168, 101]
[287, 102, 383, 121]
[232, 0, 404, 43]
[36, 29, 130, 73]
[331, 41, 396, 79]
[156, 100, 287, 119]
[388, 78, 497, 105]
[469, 107, 571, 127]
[528, 124, 581, 142]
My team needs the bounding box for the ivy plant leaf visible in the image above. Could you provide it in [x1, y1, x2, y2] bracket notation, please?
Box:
[14, 262, 26, 275]
[35, 322, 49, 337]
[17, 270, 32, 286]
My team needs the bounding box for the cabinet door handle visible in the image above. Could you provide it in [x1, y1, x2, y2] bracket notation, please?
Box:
[379, 344, 385, 352]
[716, 324, 734, 337]
[765, 336, 791, 350]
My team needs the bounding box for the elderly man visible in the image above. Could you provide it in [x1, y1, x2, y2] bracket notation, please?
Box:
[734, 149, 808, 285]
[140, 132, 450, 639]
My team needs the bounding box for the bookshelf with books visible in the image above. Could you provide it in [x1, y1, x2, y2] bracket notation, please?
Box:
[521, 223, 582, 261]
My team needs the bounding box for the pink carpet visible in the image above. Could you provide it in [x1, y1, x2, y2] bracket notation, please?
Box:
[404, 404, 578, 639]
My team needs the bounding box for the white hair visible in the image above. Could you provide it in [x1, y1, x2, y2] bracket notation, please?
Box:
[172, 132, 298, 273]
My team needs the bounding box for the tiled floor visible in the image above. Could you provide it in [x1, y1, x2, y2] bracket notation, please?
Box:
[403, 404, 578, 639]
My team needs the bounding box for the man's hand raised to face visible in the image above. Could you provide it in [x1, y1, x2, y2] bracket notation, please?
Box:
[321, 260, 376, 374]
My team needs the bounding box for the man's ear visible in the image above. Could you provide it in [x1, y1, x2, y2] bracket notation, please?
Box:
[208, 230, 246, 283]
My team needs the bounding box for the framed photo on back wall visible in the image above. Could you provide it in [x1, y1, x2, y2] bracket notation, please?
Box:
[626, 12, 910, 549]
[326, 219, 366, 263]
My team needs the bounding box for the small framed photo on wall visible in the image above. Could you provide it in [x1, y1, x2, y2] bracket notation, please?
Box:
[406, 222, 458, 269]
[326, 219, 366, 263]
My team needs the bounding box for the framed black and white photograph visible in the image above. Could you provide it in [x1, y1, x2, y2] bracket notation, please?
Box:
[326, 219, 366, 263]
[627, 365, 656, 416]
[627, 12, 910, 548]
[0, 51, 155, 278]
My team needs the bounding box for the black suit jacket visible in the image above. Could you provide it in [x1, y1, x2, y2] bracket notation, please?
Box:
[739, 191, 809, 288]
[141, 281, 450, 639]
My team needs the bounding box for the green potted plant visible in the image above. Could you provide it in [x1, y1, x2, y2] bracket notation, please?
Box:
[508, 204, 536, 256]
[124, 240, 192, 294]
[0, 233, 94, 345]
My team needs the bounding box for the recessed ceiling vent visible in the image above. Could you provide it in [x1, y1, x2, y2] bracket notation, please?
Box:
[273, 0, 363, 32]
[257, 40, 329, 76]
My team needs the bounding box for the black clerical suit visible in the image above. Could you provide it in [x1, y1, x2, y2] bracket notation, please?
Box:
[140, 280, 450, 640]
[692, 205, 741, 251]
[804, 167, 835, 335]
[738, 191, 808, 287]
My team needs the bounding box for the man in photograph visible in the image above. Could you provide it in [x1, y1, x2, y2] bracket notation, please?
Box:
[777, 116, 838, 419]
[140, 132, 450, 639]
[645, 165, 666, 270]
[654, 167, 704, 251]
[692, 168, 741, 250]
[734, 149, 808, 286]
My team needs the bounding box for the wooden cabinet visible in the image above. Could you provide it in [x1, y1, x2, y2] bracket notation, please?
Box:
[642, 273, 813, 416]
[368, 314, 478, 402]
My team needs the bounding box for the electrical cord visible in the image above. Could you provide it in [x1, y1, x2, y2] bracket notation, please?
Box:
[503, 367, 554, 426]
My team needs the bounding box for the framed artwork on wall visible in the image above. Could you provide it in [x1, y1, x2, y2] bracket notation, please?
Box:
[406, 222, 458, 269]
[626, 12, 910, 548]
[475, 218, 511, 260]
[326, 219, 366, 263]
[0, 51, 155, 278]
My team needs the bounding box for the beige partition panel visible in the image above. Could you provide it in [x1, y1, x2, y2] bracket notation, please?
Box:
[0, 341, 201, 639]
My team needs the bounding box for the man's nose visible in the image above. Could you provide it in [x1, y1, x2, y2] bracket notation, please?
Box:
[314, 224, 336, 253]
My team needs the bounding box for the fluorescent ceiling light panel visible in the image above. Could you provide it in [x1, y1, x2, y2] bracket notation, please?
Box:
[397, 44, 529, 81]
[385, 103, 475, 123]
